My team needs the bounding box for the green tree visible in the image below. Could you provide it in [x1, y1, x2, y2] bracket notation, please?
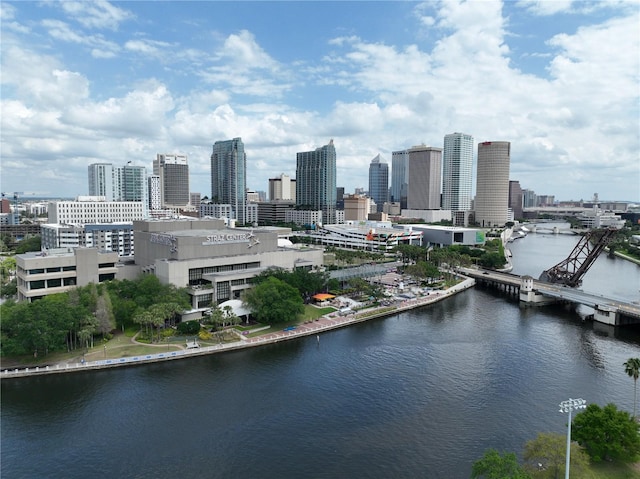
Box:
[242, 276, 304, 324]
[523, 432, 589, 479]
[205, 306, 226, 330]
[623, 357, 640, 418]
[15, 235, 41, 254]
[0, 278, 17, 298]
[222, 305, 240, 327]
[471, 449, 530, 478]
[95, 288, 116, 335]
[572, 403, 640, 462]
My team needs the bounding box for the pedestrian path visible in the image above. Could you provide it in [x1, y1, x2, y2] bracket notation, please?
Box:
[1, 278, 475, 379]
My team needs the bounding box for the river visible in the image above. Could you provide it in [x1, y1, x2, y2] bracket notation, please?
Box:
[2, 227, 640, 478]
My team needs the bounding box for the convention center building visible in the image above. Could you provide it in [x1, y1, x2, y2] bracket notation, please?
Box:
[128, 218, 324, 310]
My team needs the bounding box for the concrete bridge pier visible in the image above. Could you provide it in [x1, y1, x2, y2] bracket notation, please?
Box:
[519, 276, 556, 306]
[594, 305, 618, 326]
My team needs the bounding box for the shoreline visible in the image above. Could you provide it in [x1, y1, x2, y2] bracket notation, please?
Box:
[0, 277, 476, 380]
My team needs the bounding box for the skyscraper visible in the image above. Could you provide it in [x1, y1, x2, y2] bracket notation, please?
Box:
[88, 162, 148, 214]
[368, 154, 389, 213]
[407, 145, 442, 210]
[391, 149, 409, 209]
[475, 141, 511, 227]
[153, 154, 190, 209]
[88, 163, 115, 200]
[119, 164, 147, 203]
[442, 132, 474, 212]
[509, 180, 523, 220]
[211, 138, 246, 225]
[296, 140, 337, 225]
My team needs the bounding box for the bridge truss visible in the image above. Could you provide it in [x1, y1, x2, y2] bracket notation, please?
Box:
[538, 228, 619, 287]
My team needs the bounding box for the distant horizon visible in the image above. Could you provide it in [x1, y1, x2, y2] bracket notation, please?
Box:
[6, 194, 638, 206]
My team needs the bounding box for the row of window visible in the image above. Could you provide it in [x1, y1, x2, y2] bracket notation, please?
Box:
[28, 266, 76, 274]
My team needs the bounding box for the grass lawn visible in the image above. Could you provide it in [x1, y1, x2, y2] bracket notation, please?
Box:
[587, 461, 640, 479]
[302, 304, 335, 320]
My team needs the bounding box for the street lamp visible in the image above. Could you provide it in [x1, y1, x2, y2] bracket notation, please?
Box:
[559, 398, 587, 479]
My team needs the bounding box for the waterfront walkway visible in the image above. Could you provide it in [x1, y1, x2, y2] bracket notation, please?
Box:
[1, 278, 475, 379]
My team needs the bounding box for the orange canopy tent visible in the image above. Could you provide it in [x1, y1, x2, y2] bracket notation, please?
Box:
[312, 293, 336, 301]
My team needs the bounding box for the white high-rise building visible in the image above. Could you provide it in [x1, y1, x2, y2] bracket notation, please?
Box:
[88, 163, 115, 200]
[475, 141, 511, 227]
[88, 163, 149, 216]
[442, 133, 474, 212]
[269, 174, 296, 201]
[148, 175, 161, 211]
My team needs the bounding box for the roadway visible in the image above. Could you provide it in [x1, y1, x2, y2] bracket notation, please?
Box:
[458, 267, 640, 320]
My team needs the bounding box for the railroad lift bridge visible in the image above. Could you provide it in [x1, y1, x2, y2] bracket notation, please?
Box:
[537, 227, 619, 288]
[464, 227, 640, 326]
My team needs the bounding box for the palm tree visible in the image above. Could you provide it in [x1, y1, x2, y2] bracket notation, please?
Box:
[623, 357, 640, 418]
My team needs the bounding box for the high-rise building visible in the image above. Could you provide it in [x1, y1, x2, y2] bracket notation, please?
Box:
[296, 140, 337, 225]
[269, 174, 296, 201]
[522, 189, 537, 208]
[336, 187, 345, 210]
[442, 133, 474, 212]
[120, 164, 147, 202]
[153, 154, 190, 209]
[211, 138, 246, 225]
[148, 175, 161, 211]
[475, 141, 511, 227]
[509, 180, 523, 220]
[89, 163, 148, 215]
[391, 149, 409, 209]
[88, 163, 115, 200]
[368, 154, 389, 213]
[407, 145, 442, 210]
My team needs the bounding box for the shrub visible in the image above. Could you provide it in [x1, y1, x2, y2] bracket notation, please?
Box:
[177, 320, 201, 335]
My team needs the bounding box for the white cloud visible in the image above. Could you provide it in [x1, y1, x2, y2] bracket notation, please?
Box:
[1, 44, 90, 108]
[125, 38, 173, 57]
[41, 19, 120, 58]
[516, 0, 575, 16]
[215, 30, 278, 70]
[63, 82, 175, 138]
[56, 0, 133, 30]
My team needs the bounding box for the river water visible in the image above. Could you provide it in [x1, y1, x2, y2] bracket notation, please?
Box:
[2, 227, 640, 478]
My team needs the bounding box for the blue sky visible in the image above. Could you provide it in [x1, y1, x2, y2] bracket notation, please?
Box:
[1, 0, 638, 202]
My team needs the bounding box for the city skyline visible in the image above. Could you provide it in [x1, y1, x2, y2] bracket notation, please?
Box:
[1, 1, 638, 202]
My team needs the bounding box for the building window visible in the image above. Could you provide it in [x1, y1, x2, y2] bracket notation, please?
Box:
[216, 282, 230, 302]
[46, 267, 61, 273]
[47, 278, 62, 288]
[30, 280, 46, 290]
[63, 278, 76, 286]
[63, 266, 76, 271]
[197, 293, 213, 308]
[29, 268, 45, 275]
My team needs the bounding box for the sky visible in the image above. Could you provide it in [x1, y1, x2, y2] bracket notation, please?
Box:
[1, 0, 639, 202]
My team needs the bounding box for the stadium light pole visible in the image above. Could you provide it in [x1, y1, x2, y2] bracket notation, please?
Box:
[559, 398, 587, 479]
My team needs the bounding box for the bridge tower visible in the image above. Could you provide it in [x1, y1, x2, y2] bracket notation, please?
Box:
[538, 228, 619, 287]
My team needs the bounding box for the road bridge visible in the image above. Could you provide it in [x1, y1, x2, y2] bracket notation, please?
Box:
[458, 267, 640, 326]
